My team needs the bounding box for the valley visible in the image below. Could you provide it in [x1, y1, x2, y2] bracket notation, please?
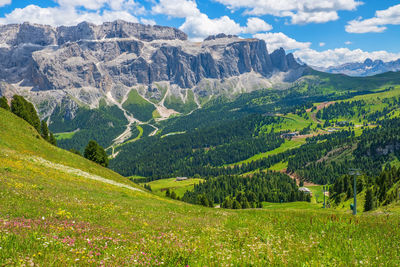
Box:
[1, 108, 400, 266]
[0, 18, 400, 266]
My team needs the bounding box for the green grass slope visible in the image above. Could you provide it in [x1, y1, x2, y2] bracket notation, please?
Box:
[1, 108, 400, 265]
[307, 69, 400, 91]
[145, 177, 205, 198]
[122, 90, 156, 122]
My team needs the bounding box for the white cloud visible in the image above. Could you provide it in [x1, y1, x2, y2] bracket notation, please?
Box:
[243, 17, 272, 34]
[214, 0, 362, 24]
[254, 32, 311, 52]
[346, 4, 400, 33]
[140, 18, 156, 26]
[179, 12, 272, 41]
[345, 41, 352, 45]
[0, 1, 144, 26]
[294, 47, 400, 67]
[290, 11, 339, 24]
[0, 0, 11, 8]
[253, 31, 400, 68]
[180, 14, 243, 41]
[152, 0, 200, 18]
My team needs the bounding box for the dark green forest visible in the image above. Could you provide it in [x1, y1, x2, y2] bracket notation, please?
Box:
[181, 172, 311, 209]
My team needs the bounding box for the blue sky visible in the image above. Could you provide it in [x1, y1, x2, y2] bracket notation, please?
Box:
[0, 0, 399, 67]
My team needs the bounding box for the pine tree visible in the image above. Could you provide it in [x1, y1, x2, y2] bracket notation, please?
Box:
[165, 189, 171, 197]
[49, 132, 57, 146]
[198, 194, 209, 207]
[170, 191, 177, 199]
[232, 200, 241, 209]
[364, 187, 373, 212]
[0, 96, 10, 111]
[222, 197, 232, 209]
[11, 95, 40, 132]
[84, 140, 108, 167]
[208, 198, 214, 208]
[41, 120, 50, 141]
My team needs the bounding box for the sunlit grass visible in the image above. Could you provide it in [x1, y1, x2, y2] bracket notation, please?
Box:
[231, 139, 305, 166]
[145, 177, 204, 197]
[1, 109, 400, 266]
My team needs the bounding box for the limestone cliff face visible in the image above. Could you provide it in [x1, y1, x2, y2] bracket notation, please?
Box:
[0, 21, 306, 120]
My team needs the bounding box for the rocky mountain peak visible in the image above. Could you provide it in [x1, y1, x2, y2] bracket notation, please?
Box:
[204, 33, 238, 41]
[0, 21, 308, 122]
[0, 20, 188, 48]
[319, 57, 400, 76]
[270, 47, 301, 72]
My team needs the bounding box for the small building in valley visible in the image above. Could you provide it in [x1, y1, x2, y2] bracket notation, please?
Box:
[175, 177, 188, 181]
[299, 187, 312, 195]
[282, 132, 299, 139]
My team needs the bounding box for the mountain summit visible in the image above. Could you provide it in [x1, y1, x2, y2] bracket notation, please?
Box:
[318, 58, 400, 77]
[0, 20, 306, 122]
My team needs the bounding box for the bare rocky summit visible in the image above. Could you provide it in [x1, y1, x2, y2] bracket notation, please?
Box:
[0, 20, 307, 122]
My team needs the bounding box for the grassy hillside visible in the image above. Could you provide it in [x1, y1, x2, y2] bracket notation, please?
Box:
[122, 90, 156, 122]
[145, 177, 205, 198]
[307, 69, 400, 91]
[1, 108, 400, 265]
[164, 90, 198, 114]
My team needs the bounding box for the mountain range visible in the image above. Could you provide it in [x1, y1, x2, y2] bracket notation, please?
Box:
[0, 20, 306, 124]
[317, 58, 400, 77]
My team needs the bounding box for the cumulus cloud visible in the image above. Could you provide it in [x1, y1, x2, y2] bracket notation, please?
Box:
[290, 11, 339, 24]
[254, 32, 311, 51]
[294, 48, 400, 67]
[214, 0, 362, 24]
[253, 31, 400, 68]
[0, 1, 143, 26]
[152, 0, 199, 18]
[180, 14, 242, 41]
[346, 4, 400, 33]
[151, 0, 273, 40]
[243, 17, 272, 34]
[140, 18, 156, 26]
[179, 12, 272, 41]
[0, 0, 11, 8]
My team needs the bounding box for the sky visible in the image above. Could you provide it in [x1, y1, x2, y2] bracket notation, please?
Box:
[0, 0, 399, 67]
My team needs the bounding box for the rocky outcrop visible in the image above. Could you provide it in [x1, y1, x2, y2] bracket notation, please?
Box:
[0, 20, 306, 120]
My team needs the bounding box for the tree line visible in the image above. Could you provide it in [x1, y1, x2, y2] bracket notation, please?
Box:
[329, 166, 400, 212]
[181, 172, 311, 209]
[1, 95, 56, 146]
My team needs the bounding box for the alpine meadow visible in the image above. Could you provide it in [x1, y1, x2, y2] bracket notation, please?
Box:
[1, 0, 400, 266]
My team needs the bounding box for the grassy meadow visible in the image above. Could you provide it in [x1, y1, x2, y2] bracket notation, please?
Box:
[1, 108, 400, 265]
[145, 178, 205, 198]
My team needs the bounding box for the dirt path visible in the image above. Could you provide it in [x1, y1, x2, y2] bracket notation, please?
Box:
[309, 101, 335, 123]
[149, 124, 159, 136]
[282, 169, 319, 186]
[106, 91, 162, 156]
[30, 156, 142, 192]
[106, 91, 141, 147]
